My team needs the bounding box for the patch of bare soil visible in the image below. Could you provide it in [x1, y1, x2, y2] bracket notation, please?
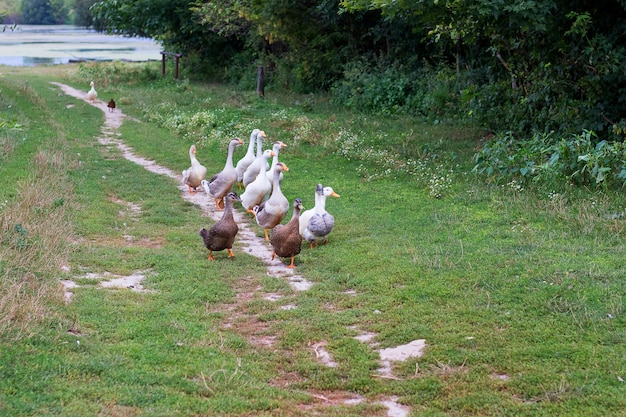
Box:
[52, 81, 417, 416]
[60, 270, 155, 303]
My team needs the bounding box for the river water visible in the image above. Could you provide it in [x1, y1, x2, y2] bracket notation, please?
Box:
[0, 25, 162, 66]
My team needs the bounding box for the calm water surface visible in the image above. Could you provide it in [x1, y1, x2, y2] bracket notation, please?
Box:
[0, 25, 162, 66]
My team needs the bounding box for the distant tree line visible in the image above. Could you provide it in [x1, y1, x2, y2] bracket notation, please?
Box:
[2, 0, 96, 25]
[8, 0, 626, 140]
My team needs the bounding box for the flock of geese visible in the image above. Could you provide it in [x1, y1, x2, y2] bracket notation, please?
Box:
[182, 129, 340, 268]
[85, 81, 337, 267]
[85, 81, 338, 267]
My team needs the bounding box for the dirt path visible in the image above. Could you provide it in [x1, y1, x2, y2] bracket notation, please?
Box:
[51, 82, 413, 417]
[51, 82, 312, 289]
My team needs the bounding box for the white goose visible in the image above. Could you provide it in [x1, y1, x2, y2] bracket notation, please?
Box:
[201, 138, 244, 209]
[181, 144, 207, 194]
[239, 149, 275, 212]
[235, 129, 261, 188]
[86, 81, 97, 102]
[254, 162, 290, 240]
[265, 141, 287, 185]
[242, 130, 268, 188]
[299, 183, 340, 248]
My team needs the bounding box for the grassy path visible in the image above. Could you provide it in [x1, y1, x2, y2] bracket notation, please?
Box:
[52, 81, 413, 416]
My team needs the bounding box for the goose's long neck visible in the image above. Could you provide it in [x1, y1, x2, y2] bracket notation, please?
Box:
[314, 194, 327, 214]
[269, 152, 279, 171]
[245, 134, 256, 156]
[292, 205, 300, 220]
[190, 149, 200, 168]
[255, 135, 263, 157]
[272, 168, 282, 191]
[225, 143, 236, 168]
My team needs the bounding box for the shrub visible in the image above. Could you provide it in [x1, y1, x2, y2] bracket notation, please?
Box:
[331, 59, 461, 119]
[473, 130, 626, 189]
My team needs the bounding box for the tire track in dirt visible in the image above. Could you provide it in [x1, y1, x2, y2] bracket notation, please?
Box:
[52, 82, 411, 417]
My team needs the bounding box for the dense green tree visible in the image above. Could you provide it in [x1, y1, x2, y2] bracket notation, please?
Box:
[22, 0, 67, 24]
[91, 0, 240, 77]
[192, 0, 386, 91]
[73, 0, 98, 27]
[340, 0, 626, 137]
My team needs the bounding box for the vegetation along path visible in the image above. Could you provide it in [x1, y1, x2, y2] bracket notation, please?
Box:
[52, 81, 418, 416]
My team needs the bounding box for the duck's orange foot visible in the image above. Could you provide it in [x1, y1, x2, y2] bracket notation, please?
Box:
[227, 249, 235, 258]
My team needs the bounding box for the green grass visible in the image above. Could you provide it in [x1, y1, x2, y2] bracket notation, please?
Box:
[0, 62, 624, 416]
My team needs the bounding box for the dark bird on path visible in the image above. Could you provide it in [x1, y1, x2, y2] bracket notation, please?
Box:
[107, 99, 116, 112]
[270, 198, 304, 268]
[200, 192, 241, 260]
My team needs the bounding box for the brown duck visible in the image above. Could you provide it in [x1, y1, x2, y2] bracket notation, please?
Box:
[270, 198, 304, 268]
[199, 192, 241, 260]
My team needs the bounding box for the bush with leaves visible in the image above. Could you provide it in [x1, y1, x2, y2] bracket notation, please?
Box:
[21, 0, 66, 24]
[331, 59, 462, 119]
[473, 130, 626, 189]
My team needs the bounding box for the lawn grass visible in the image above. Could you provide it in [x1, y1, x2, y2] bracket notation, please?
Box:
[0, 62, 624, 416]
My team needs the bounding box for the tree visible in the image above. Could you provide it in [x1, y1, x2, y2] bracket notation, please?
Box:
[192, 0, 386, 92]
[73, 0, 98, 27]
[22, 0, 67, 24]
[340, 0, 626, 138]
[92, 0, 244, 78]
[89, 0, 626, 136]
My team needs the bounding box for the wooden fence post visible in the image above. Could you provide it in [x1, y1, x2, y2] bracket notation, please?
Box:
[256, 65, 265, 97]
[174, 54, 182, 80]
[160, 52, 183, 80]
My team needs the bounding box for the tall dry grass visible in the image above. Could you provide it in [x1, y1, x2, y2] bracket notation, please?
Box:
[0, 146, 76, 339]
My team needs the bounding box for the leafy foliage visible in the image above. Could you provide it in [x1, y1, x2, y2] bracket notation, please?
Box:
[331, 59, 461, 120]
[88, 0, 626, 147]
[21, 0, 67, 24]
[73, 0, 98, 27]
[473, 130, 626, 189]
